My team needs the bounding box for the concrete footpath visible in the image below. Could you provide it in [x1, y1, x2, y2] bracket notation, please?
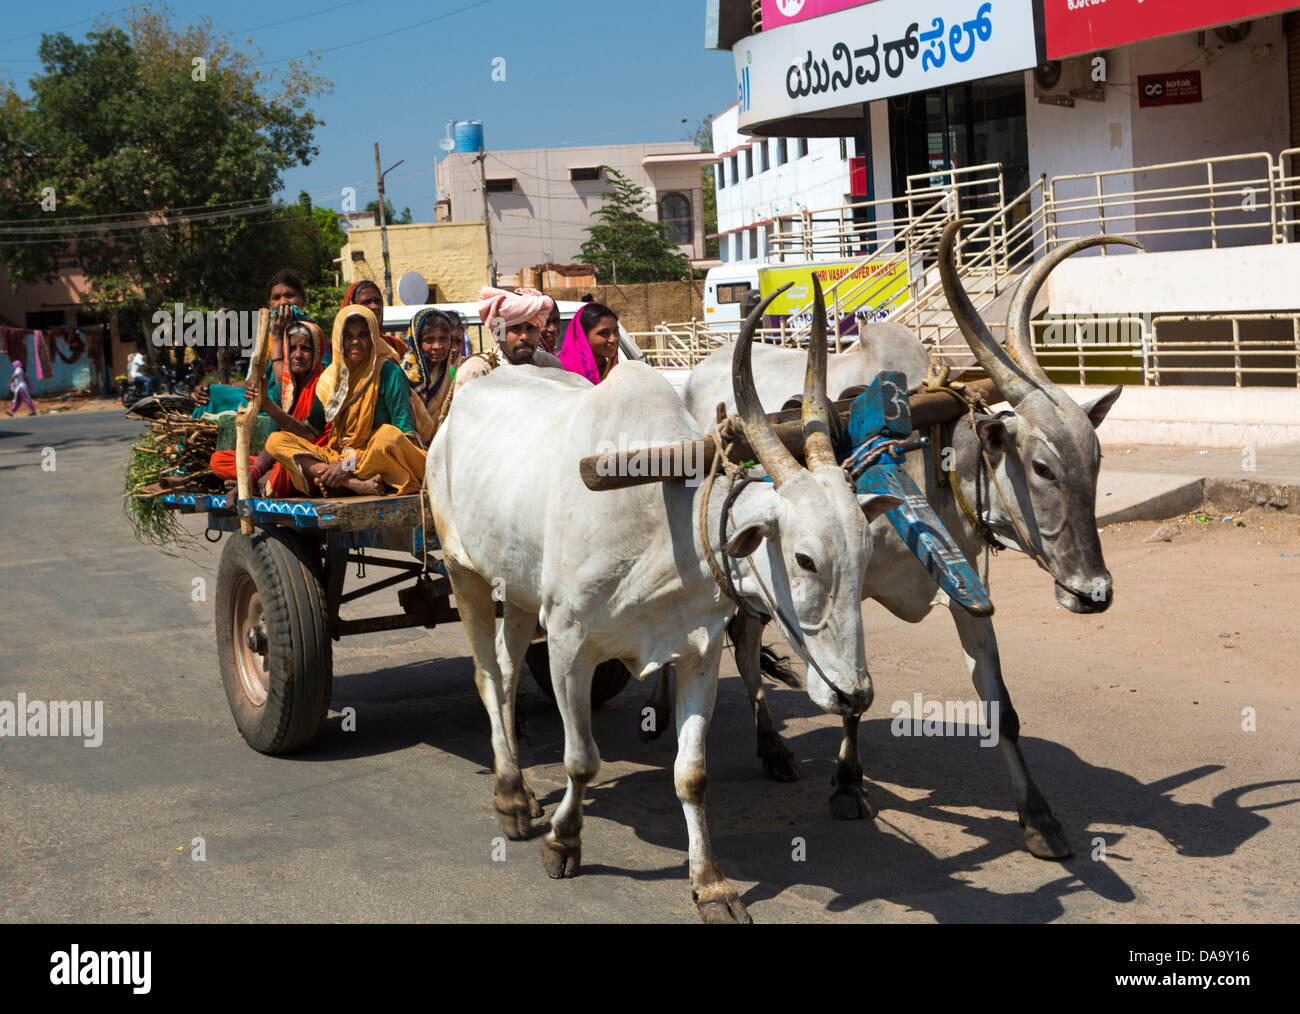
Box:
[1096, 442, 1300, 524]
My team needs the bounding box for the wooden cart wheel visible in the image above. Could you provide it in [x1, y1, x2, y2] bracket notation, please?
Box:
[524, 643, 631, 707]
[216, 530, 332, 754]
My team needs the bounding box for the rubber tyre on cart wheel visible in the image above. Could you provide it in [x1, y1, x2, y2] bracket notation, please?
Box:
[216, 530, 332, 754]
[524, 643, 631, 707]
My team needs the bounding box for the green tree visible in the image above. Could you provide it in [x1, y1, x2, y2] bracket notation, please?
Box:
[0, 4, 330, 341]
[363, 198, 412, 225]
[580, 167, 690, 284]
[687, 116, 719, 260]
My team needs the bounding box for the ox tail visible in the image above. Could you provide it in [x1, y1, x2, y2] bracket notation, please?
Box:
[759, 645, 804, 689]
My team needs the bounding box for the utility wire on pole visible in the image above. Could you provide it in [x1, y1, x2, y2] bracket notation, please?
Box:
[374, 142, 404, 304]
[475, 148, 495, 287]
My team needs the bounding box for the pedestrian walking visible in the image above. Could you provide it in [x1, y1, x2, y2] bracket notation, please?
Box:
[7, 357, 37, 416]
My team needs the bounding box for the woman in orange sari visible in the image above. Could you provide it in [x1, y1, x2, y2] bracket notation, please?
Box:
[208, 318, 328, 494]
[264, 306, 427, 496]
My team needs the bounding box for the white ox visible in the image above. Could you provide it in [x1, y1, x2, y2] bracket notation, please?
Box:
[666, 222, 1134, 859]
[426, 300, 900, 923]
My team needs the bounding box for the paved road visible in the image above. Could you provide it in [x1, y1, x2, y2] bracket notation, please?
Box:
[1, 409, 1296, 922]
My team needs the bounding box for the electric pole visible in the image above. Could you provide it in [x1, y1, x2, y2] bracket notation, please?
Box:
[374, 143, 404, 304]
[475, 149, 495, 286]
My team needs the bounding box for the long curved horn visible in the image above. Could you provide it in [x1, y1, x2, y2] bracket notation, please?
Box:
[939, 219, 1037, 406]
[734, 282, 802, 488]
[803, 275, 837, 471]
[1006, 234, 1143, 386]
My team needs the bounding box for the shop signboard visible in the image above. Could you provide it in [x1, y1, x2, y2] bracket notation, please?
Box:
[758, 258, 911, 335]
[1137, 70, 1203, 107]
[1044, 0, 1296, 61]
[736, 0, 1040, 130]
[761, 0, 884, 30]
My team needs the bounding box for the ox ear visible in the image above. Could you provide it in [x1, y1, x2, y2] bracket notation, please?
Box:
[974, 415, 1011, 453]
[858, 492, 903, 521]
[1081, 385, 1122, 429]
[724, 517, 776, 558]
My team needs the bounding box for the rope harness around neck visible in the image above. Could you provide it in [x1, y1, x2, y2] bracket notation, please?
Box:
[918, 378, 1067, 589]
[696, 410, 856, 713]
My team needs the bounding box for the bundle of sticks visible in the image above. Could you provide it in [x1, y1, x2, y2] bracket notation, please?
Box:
[125, 411, 222, 496]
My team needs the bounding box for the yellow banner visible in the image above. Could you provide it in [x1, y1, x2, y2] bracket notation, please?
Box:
[759, 259, 910, 329]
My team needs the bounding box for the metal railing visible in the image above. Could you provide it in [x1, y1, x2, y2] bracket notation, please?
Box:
[1048, 152, 1278, 251]
[675, 148, 1300, 385]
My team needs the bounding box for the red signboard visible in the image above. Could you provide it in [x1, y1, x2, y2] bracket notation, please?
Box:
[760, 0, 882, 31]
[1045, 0, 1298, 60]
[1138, 70, 1204, 107]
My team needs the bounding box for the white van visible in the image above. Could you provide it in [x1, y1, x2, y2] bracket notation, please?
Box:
[702, 265, 760, 333]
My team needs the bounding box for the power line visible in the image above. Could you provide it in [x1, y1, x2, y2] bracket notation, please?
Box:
[254, 0, 495, 66]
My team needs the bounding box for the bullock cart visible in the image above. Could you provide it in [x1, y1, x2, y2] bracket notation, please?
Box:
[153, 490, 631, 754]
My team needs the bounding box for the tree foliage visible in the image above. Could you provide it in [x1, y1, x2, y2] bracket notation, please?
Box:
[579, 167, 690, 284]
[363, 198, 412, 225]
[0, 4, 333, 337]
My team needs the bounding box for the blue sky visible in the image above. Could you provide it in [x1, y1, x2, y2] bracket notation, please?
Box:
[0, 0, 736, 221]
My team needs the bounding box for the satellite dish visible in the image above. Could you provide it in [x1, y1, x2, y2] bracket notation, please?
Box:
[438, 137, 455, 152]
[397, 272, 430, 306]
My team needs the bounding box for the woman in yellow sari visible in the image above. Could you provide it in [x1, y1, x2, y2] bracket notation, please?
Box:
[264, 306, 427, 496]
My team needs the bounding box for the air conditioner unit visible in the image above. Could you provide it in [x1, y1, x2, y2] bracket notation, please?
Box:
[1033, 54, 1107, 108]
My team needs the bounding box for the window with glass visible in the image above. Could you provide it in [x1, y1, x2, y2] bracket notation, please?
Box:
[797, 138, 808, 158]
[659, 193, 692, 245]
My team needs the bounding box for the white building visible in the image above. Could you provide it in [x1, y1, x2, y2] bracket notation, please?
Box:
[435, 142, 717, 278]
[711, 104, 863, 263]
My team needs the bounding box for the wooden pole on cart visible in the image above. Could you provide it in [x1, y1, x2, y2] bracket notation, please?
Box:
[235, 307, 272, 535]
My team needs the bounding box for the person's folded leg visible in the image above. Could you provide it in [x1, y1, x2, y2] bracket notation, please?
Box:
[265, 430, 337, 494]
[355, 424, 428, 495]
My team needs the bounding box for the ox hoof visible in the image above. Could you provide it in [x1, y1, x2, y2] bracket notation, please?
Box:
[760, 746, 800, 783]
[540, 836, 581, 879]
[694, 887, 752, 925]
[828, 782, 877, 821]
[494, 795, 534, 840]
[1022, 816, 1073, 861]
[522, 782, 544, 820]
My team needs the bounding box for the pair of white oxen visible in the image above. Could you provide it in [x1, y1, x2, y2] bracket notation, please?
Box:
[425, 222, 1133, 923]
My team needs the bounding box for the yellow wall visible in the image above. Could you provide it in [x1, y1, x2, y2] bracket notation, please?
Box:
[342, 222, 488, 303]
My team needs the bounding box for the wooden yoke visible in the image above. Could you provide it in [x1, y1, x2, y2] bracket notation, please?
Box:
[578, 376, 1002, 492]
[235, 308, 272, 534]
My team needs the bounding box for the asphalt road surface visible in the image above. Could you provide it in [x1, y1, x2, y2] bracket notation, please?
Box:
[2, 408, 1296, 923]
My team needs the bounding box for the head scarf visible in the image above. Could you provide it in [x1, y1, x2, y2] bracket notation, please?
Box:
[477, 286, 554, 332]
[278, 319, 327, 415]
[344, 280, 406, 357]
[559, 307, 618, 385]
[315, 306, 399, 454]
[401, 308, 458, 402]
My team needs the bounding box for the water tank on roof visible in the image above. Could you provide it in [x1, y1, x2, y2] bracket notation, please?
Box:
[453, 120, 484, 153]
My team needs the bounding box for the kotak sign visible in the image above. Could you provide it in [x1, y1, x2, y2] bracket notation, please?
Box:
[1045, 0, 1297, 60]
[1138, 70, 1203, 107]
[737, 0, 1039, 130]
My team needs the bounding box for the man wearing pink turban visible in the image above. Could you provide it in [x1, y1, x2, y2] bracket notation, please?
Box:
[454, 286, 563, 390]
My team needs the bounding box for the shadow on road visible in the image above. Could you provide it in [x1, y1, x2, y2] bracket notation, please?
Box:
[275, 657, 1298, 920]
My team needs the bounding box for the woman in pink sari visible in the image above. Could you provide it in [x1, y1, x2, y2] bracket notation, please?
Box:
[557, 302, 620, 384]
